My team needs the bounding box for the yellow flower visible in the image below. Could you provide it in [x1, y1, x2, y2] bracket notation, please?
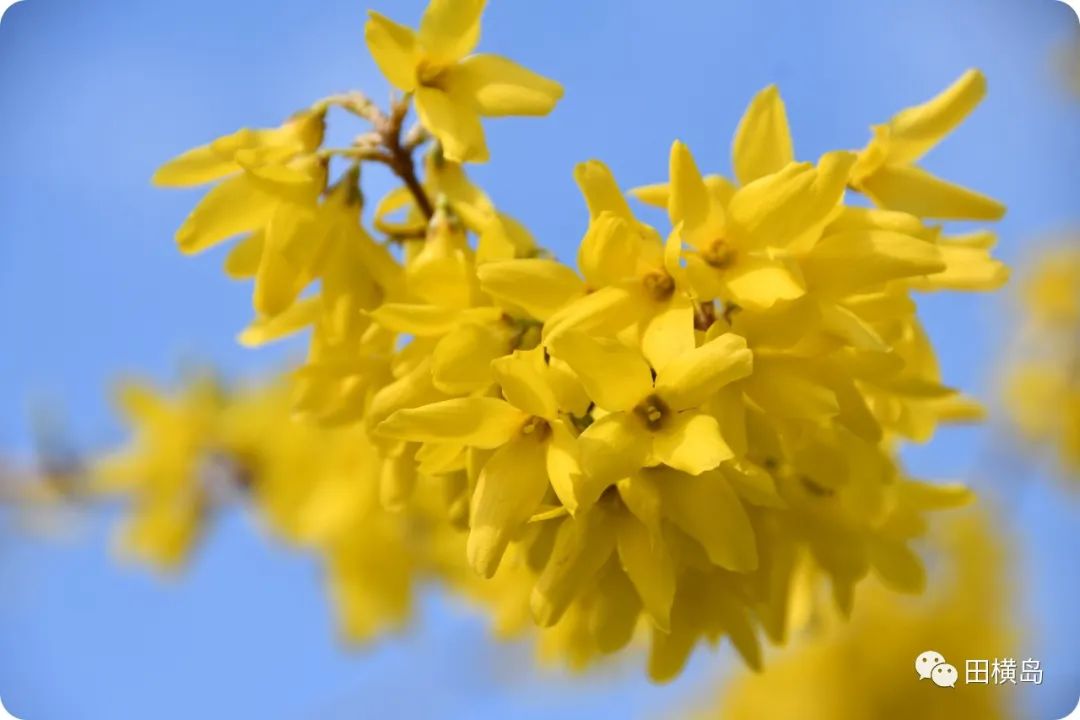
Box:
[667, 140, 854, 309]
[93, 378, 223, 569]
[377, 346, 585, 578]
[711, 510, 1016, 720]
[152, 109, 325, 188]
[547, 330, 753, 487]
[1006, 244, 1080, 474]
[364, 0, 563, 162]
[479, 161, 698, 367]
[850, 69, 1005, 221]
[154, 108, 330, 317]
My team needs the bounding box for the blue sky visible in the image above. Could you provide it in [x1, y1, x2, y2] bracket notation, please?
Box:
[0, 0, 1077, 718]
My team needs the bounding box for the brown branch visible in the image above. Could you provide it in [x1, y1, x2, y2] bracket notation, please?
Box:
[318, 92, 435, 222]
[376, 97, 434, 221]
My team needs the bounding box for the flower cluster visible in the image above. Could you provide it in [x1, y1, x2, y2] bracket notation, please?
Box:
[712, 510, 1015, 720]
[1006, 244, 1080, 476]
[116, 0, 1009, 679]
[95, 377, 416, 642]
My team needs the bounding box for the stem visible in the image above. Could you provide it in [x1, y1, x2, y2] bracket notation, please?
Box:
[317, 92, 434, 222]
[378, 97, 434, 220]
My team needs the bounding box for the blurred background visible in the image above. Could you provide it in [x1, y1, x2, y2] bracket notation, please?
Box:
[0, 0, 1077, 718]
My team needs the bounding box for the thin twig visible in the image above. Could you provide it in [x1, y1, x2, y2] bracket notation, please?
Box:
[376, 97, 434, 220]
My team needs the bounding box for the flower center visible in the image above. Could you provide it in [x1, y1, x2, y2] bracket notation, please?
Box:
[521, 416, 551, 442]
[642, 271, 675, 301]
[633, 394, 670, 431]
[417, 61, 445, 86]
[703, 238, 737, 269]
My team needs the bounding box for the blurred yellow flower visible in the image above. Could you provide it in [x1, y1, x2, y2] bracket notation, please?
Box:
[1006, 245, 1080, 475]
[711, 510, 1016, 720]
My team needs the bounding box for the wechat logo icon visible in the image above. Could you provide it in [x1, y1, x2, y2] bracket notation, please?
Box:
[916, 650, 958, 688]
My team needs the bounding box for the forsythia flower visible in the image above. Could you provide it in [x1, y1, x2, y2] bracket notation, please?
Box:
[97, 378, 415, 642]
[154, 108, 330, 317]
[1006, 244, 1080, 475]
[95, 378, 222, 568]
[364, 0, 563, 162]
[849, 69, 1005, 221]
[133, 0, 1010, 682]
[710, 511, 1016, 720]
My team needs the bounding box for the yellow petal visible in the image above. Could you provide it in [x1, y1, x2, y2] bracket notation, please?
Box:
[477, 258, 584, 321]
[629, 182, 672, 208]
[868, 537, 926, 594]
[369, 304, 464, 336]
[885, 68, 986, 165]
[253, 203, 319, 316]
[732, 84, 794, 186]
[577, 212, 640, 288]
[415, 86, 488, 163]
[802, 230, 947, 294]
[432, 322, 508, 393]
[669, 140, 724, 244]
[589, 565, 641, 653]
[476, 213, 534, 263]
[447, 54, 563, 117]
[615, 512, 675, 631]
[253, 240, 302, 317]
[668, 140, 710, 232]
[364, 11, 419, 91]
[491, 348, 560, 420]
[720, 255, 805, 310]
[156, 123, 313, 187]
[546, 332, 652, 413]
[418, 0, 485, 66]
[373, 185, 422, 235]
[744, 359, 839, 420]
[377, 397, 525, 448]
[897, 479, 974, 510]
[233, 146, 313, 184]
[153, 143, 238, 187]
[616, 471, 663, 542]
[578, 412, 651, 488]
[547, 356, 593, 417]
[858, 164, 1005, 221]
[379, 444, 418, 511]
[640, 294, 695, 373]
[531, 510, 616, 626]
[652, 411, 732, 475]
[366, 357, 448, 427]
[631, 175, 736, 210]
[654, 333, 752, 412]
[415, 441, 466, 475]
[647, 591, 704, 682]
[906, 245, 1009, 292]
[660, 467, 757, 571]
[710, 384, 748, 456]
[541, 284, 642, 342]
[222, 231, 265, 279]
[574, 159, 635, 222]
[467, 434, 550, 577]
[546, 419, 593, 514]
[721, 460, 784, 508]
[237, 297, 319, 346]
[728, 152, 855, 251]
[175, 174, 278, 254]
